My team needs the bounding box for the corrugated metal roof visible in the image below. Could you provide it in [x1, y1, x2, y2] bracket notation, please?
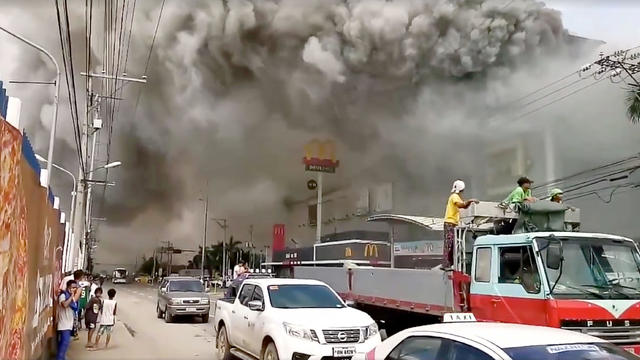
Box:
[367, 214, 444, 230]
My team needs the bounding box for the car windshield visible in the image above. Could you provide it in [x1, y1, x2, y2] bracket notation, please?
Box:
[539, 237, 640, 299]
[268, 284, 345, 309]
[169, 280, 203, 292]
[505, 343, 637, 360]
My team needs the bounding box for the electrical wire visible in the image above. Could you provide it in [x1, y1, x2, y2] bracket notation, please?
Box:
[533, 154, 640, 190]
[54, 0, 86, 174]
[130, 0, 167, 148]
[512, 76, 609, 121]
[144, 0, 166, 75]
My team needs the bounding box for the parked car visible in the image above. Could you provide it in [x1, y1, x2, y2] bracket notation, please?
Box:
[156, 276, 210, 323]
[213, 278, 381, 360]
[354, 313, 639, 360]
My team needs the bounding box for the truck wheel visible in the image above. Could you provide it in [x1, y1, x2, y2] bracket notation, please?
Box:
[202, 314, 209, 323]
[156, 303, 164, 319]
[262, 342, 279, 360]
[164, 310, 173, 323]
[216, 325, 231, 360]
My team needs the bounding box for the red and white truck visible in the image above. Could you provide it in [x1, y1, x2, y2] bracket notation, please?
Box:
[294, 201, 640, 355]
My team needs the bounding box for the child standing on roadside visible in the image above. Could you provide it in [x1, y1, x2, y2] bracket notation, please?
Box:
[91, 288, 117, 350]
[85, 287, 103, 348]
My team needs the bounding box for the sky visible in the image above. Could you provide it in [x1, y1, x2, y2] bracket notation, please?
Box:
[546, 0, 640, 48]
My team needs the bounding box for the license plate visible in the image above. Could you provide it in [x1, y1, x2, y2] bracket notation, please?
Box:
[333, 347, 356, 357]
[186, 307, 197, 311]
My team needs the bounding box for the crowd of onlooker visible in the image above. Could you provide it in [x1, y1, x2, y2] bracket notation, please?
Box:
[56, 270, 118, 360]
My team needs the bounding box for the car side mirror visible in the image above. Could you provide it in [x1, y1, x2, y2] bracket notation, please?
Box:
[546, 242, 563, 270]
[161, 287, 168, 293]
[247, 300, 264, 312]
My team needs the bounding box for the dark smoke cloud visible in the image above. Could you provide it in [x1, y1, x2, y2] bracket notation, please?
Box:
[107, 0, 567, 221]
[5, 0, 638, 270]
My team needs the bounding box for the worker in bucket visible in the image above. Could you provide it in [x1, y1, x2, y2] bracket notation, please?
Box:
[442, 180, 479, 271]
[549, 188, 564, 203]
[503, 176, 537, 204]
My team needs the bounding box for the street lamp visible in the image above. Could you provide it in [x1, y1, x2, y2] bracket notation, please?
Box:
[90, 161, 122, 173]
[0, 26, 60, 198]
[35, 154, 76, 272]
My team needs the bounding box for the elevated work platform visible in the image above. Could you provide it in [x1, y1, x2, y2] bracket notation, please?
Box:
[460, 201, 580, 230]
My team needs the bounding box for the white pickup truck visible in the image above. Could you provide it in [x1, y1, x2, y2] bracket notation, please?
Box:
[213, 278, 381, 360]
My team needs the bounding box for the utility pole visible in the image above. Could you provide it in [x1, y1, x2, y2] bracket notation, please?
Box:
[151, 248, 157, 284]
[201, 191, 209, 281]
[212, 218, 228, 279]
[168, 241, 173, 276]
[77, 71, 147, 270]
[249, 225, 254, 269]
[316, 172, 323, 244]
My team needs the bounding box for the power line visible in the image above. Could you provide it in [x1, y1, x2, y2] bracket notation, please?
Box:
[533, 154, 640, 190]
[512, 76, 608, 121]
[130, 0, 167, 151]
[144, 0, 166, 75]
[54, 0, 85, 174]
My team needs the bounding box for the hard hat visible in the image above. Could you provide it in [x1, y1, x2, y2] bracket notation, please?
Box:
[451, 180, 466, 193]
[549, 188, 564, 198]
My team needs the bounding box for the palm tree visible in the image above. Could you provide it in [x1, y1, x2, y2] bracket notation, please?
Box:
[626, 85, 640, 124]
[226, 236, 243, 268]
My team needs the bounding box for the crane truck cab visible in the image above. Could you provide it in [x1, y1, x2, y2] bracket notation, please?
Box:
[293, 201, 640, 355]
[469, 231, 640, 354]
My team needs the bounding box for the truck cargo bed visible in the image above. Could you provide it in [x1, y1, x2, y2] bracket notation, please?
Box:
[294, 266, 455, 316]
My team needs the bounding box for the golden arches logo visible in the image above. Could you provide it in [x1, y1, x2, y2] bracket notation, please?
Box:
[364, 244, 379, 258]
[304, 139, 336, 161]
[345, 247, 352, 257]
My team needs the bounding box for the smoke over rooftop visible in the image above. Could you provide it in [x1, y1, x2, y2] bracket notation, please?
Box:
[3, 1, 637, 270]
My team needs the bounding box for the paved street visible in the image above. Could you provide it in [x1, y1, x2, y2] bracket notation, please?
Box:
[68, 283, 222, 360]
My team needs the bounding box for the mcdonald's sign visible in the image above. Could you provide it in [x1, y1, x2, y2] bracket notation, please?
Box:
[364, 244, 379, 258]
[303, 139, 340, 173]
[345, 247, 352, 257]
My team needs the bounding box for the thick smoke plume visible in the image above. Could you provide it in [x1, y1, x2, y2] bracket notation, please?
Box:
[116, 0, 566, 218]
[6, 1, 638, 269]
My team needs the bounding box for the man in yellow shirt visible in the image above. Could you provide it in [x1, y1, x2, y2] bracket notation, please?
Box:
[443, 180, 478, 270]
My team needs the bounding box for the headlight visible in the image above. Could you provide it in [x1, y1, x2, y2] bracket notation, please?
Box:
[201, 298, 210, 304]
[283, 322, 319, 343]
[169, 299, 181, 305]
[364, 323, 378, 339]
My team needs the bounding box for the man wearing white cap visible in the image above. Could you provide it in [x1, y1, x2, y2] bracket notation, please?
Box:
[442, 180, 479, 270]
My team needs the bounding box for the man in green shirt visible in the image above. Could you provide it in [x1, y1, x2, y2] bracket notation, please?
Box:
[504, 176, 536, 204]
[77, 277, 92, 331]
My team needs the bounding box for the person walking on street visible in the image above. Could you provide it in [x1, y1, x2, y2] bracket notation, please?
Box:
[442, 180, 479, 270]
[233, 262, 241, 280]
[77, 276, 91, 333]
[57, 280, 82, 360]
[225, 266, 249, 298]
[59, 270, 84, 292]
[85, 287, 103, 348]
[91, 288, 117, 350]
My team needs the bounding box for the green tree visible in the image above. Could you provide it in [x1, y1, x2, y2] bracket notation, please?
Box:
[627, 85, 640, 124]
